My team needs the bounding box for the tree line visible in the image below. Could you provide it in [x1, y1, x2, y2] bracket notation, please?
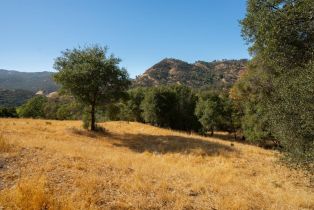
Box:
[13, 85, 241, 138]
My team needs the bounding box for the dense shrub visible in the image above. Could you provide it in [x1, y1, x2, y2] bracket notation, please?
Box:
[172, 85, 201, 131]
[137, 85, 200, 131]
[121, 87, 146, 122]
[141, 86, 178, 128]
[44, 95, 83, 120]
[0, 107, 18, 118]
[230, 67, 273, 145]
[17, 95, 47, 118]
[195, 91, 229, 135]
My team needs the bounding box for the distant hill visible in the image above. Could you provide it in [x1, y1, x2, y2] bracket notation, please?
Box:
[0, 69, 58, 93]
[133, 58, 247, 89]
[0, 59, 246, 107]
[0, 89, 34, 107]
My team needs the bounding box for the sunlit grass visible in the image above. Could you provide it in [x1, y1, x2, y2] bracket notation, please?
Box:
[0, 134, 12, 153]
[0, 118, 312, 209]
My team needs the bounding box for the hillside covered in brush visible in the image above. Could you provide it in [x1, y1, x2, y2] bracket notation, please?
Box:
[0, 69, 58, 93]
[0, 89, 34, 107]
[133, 59, 247, 89]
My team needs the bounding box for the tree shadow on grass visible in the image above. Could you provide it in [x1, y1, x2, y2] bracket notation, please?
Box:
[68, 126, 239, 156]
[108, 132, 239, 157]
[68, 127, 109, 138]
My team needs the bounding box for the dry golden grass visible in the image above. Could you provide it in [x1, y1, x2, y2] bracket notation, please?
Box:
[0, 134, 12, 153]
[0, 118, 313, 210]
[0, 176, 74, 210]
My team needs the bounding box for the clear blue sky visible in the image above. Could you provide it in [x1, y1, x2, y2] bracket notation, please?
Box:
[0, 0, 249, 78]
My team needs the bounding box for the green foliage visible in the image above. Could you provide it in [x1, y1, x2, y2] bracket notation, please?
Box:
[171, 85, 200, 131]
[231, 67, 272, 144]
[122, 87, 146, 122]
[195, 91, 225, 135]
[0, 69, 58, 93]
[101, 85, 244, 134]
[267, 63, 314, 165]
[0, 107, 18, 118]
[241, 0, 314, 166]
[0, 89, 34, 107]
[241, 0, 314, 69]
[218, 95, 242, 136]
[139, 85, 200, 131]
[17, 95, 47, 118]
[241, 103, 271, 144]
[82, 109, 91, 130]
[44, 95, 83, 120]
[101, 103, 123, 121]
[53, 45, 130, 130]
[141, 86, 177, 128]
[16, 93, 84, 120]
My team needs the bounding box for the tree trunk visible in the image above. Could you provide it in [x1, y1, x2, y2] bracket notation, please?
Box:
[90, 104, 96, 131]
[210, 127, 214, 136]
[233, 127, 237, 140]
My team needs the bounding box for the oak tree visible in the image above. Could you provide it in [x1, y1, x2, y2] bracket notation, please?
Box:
[54, 45, 130, 131]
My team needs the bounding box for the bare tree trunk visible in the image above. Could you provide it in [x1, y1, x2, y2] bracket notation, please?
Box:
[90, 104, 96, 131]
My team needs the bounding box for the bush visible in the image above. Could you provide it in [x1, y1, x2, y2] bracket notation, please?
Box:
[141, 86, 177, 127]
[172, 85, 200, 131]
[122, 88, 146, 122]
[17, 95, 47, 118]
[0, 107, 18, 118]
[195, 91, 225, 135]
[230, 67, 273, 145]
[140, 85, 200, 131]
[44, 95, 83, 120]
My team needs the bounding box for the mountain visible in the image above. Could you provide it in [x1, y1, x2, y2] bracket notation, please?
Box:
[133, 58, 247, 89]
[0, 89, 34, 107]
[0, 69, 58, 93]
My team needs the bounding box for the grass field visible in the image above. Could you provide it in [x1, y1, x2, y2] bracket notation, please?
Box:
[0, 118, 313, 209]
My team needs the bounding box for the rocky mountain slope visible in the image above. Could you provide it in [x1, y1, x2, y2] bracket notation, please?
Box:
[133, 58, 247, 89]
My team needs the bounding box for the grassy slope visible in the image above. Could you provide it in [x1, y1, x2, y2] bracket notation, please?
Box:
[0, 119, 312, 210]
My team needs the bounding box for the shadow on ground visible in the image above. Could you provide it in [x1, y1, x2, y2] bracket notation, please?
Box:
[108, 132, 239, 156]
[69, 127, 109, 138]
[69, 126, 239, 156]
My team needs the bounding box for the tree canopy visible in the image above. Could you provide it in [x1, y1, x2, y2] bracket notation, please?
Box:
[54, 45, 130, 130]
[240, 0, 314, 166]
